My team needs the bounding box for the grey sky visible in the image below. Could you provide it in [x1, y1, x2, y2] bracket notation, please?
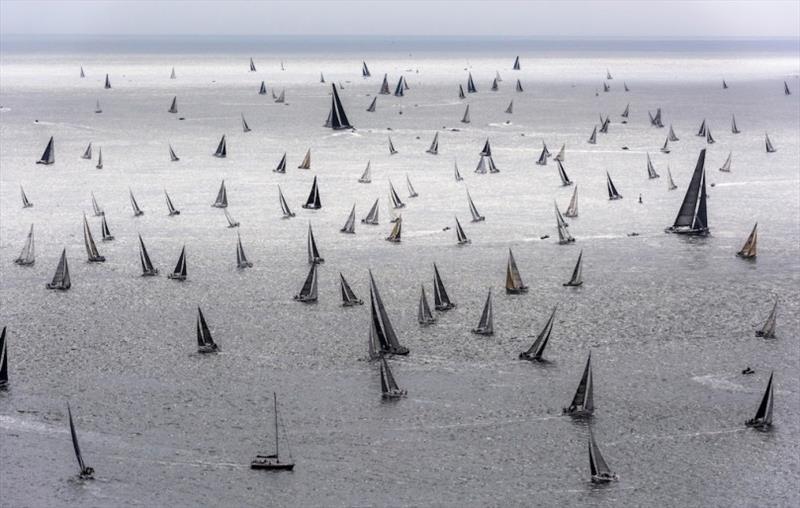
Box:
[1, 0, 799, 37]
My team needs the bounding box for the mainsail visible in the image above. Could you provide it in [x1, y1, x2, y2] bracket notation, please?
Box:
[668, 124, 679, 141]
[14, 224, 35, 266]
[212, 180, 228, 208]
[563, 353, 594, 416]
[455, 217, 470, 245]
[380, 357, 406, 399]
[606, 172, 622, 200]
[660, 137, 671, 154]
[621, 104, 629, 118]
[259, 81, 267, 95]
[358, 161, 372, 183]
[563, 250, 584, 286]
[417, 285, 436, 325]
[515, 79, 523, 92]
[666, 149, 708, 235]
[129, 190, 144, 216]
[138, 234, 158, 276]
[785, 81, 791, 95]
[736, 223, 757, 259]
[213, 135, 227, 157]
[307, 223, 324, 264]
[471, 289, 494, 335]
[719, 151, 732, 172]
[275, 89, 285, 103]
[394, 77, 404, 97]
[236, 233, 253, 268]
[705, 126, 715, 144]
[94, 99, 102, 114]
[426, 132, 439, 154]
[745, 372, 774, 428]
[167, 245, 187, 280]
[458, 84, 466, 99]
[466, 188, 485, 222]
[362, 198, 379, 225]
[302, 176, 321, 209]
[564, 185, 578, 218]
[755, 299, 778, 338]
[433, 263, 455, 311]
[588, 428, 616, 482]
[519, 306, 558, 361]
[46, 248, 71, 290]
[491, 78, 499, 91]
[249, 58, 256, 71]
[341, 205, 356, 234]
[274, 153, 287, 173]
[327, 83, 353, 129]
[646, 153, 660, 179]
[368, 270, 409, 355]
[278, 186, 295, 218]
[536, 147, 548, 166]
[170, 67, 176, 79]
[80, 66, 85, 78]
[104, 74, 111, 89]
[454, 161, 463, 181]
[294, 264, 318, 303]
[37, 136, 55, 165]
[505, 100, 513, 114]
[505, 249, 527, 293]
[340, 273, 363, 306]
[554, 144, 565, 162]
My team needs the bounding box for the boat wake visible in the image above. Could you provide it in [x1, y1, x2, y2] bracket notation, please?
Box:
[691, 374, 748, 392]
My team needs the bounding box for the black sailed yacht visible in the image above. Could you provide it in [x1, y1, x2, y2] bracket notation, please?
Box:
[666, 149, 708, 236]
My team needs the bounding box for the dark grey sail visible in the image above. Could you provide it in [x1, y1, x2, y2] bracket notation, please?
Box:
[168, 144, 180, 162]
[652, 108, 664, 128]
[385, 216, 402, 243]
[258, 81, 267, 95]
[406, 175, 418, 198]
[196, 307, 219, 353]
[250, 58, 256, 71]
[14, 224, 35, 266]
[340, 273, 363, 306]
[563, 353, 594, 416]
[621, 104, 630, 119]
[307, 223, 324, 264]
[358, 161, 372, 183]
[668, 124, 679, 141]
[167, 246, 187, 280]
[380, 357, 407, 399]
[327, 83, 353, 130]
[366, 96, 377, 112]
[667, 166, 678, 190]
[556, 202, 574, 244]
[556, 160, 573, 186]
[736, 223, 757, 259]
[37, 136, 55, 165]
[362, 198, 379, 225]
[278, 186, 295, 218]
[212, 180, 228, 208]
[461, 104, 471, 123]
[379, 74, 390, 94]
[458, 84, 466, 99]
[417, 285, 436, 325]
[505, 248, 527, 293]
[564, 185, 578, 218]
[784, 81, 791, 95]
[138, 234, 158, 276]
[129, 190, 144, 216]
[341, 204, 356, 234]
[94, 99, 102, 114]
[236, 233, 253, 268]
[696, 119, 707, 137]
[46, 248, 71, 290]
[362, 61, 371, 77]
[624, 82, 629, 92]
[731, 114, 740, 134]
[95, 148, 103, 169]
[467, 72, 477, 93]
[213, 135, 227, 158]
[0, 327, 7, 388]
[745, 372, 774, 429]
[646, 153, 660, 179]
[433, 263, 455, 311]
[513, 56, 521, 70]
[100, 215, 114, 241]
[67, 404, 94, 479]
[603, 82, 610, 92]
[515, 79, 523, 92]
[471, 289, 494, 335]
[589, 428, 617, 483]
[388, 136, 398, 155]
[20, 185, 33, 208]
[241, 113, 251, 133]
[719, 151, 732, 172]
[368, 270, 409, 355]
[223, 208, 239, 228]
[666, 149, 708, 235]
[536, 147, 548, 166]
[755, 299, 777, 338]
[80, 66, 85, 78]
[660, 137, 671, 154]
[389, 181, 405, 209]
[273, 153, 287, 173]
[394, 77, 404, 97]
[599, 116, 610, 134]
[466, 188, 485, 222]
[320, 72, 325, 83]
[705, 126, 715, 144]
[765, 133, 776, 153]
[294, 264, 318, 303]
[302, 176, 321, 209]
[606, 172, 622, 200]
[563, 250, 584, 286]
[722, 78, 728, 89]
[168, 96, 177, 113]
[426, 132, 439, 154]
[491, 78, 499, 91]
[454, 161, 463, 181]
[82, 142, 92, 160]
[480, 139, 492, 156]
[587, 126, 597, 144]
[104, 74, 111, 89]
[519, 306, 557, 361]
[455, 217, 470, 245]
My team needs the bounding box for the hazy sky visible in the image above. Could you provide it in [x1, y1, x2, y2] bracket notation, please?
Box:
[1, 0, 799, 37]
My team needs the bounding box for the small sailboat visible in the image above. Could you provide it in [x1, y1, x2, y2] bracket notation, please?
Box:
[646, 153, 660, 179]
[138, 235, 158, 276]
[167, 246, 187, 280]
[168, 96, 178, 113]
[37, 136, 55, 165]
[302, 176, 322, 209]
[660, 137, 671, 154]
[95, 148, 103, 169]
[94, 99, 102, 114]
[393, 77, 404, 97]
[196, 307, 220, 353]
[731, 114, 740, 134]
[466, 188, 485, 222]
[388, 136, 398, 155]
[620, 104, 629, 119]
[0, 326, 7, 388]
[606, 172, 622, 200]
[563, 250, 584, 286]
[555, 202, 574, 244]
[666, 166, 678, 190]
[556, 160, 573, 186]
[458, 84, 466, 99]
[513, 56, 521, 70]
[426, 132, 439, 154]
[563, 353, 594, 416]
[294, 264, 318, 303]
[406, 175, 418, 198]
[666, 149, 708, 235]
[417, 285, 436, 325]
[650, 108, 664, 128]
[129, 190, 144, 216]
[433, 263, 455, 311]
[80, 66, 85, 78]
[224, 209, 240, 228]
[212, 180, 228, 208]
[81, 142, 92, 160]
[362, 61, 371, 77]
[366, 96, 377, 112]
[755, 299, 778, 338]
[385, 216, 402, 243]
[14, 224, 35, 266]
[341, 205, 356, 234]
[339, 273, 363, 306]
[251, 393, 295, 470]
[624, 82, 629, 91]
[599, 117, 610, 134]
[389, 181, 405, 209]
[380, 357, 407, 399]
[213, 135, 227, 158]
[475, 155, 488, 174]
[100, 215, 114, 241]
[602, 82, 610, 92]
[491, 78, 499, 91]
[168, 144, 180, 162]
[327, 83, 353, 130]
[736, 223, 757, 259]
[519, 306, 557, 361]
[358, 161, 372, 183]
[273, 153, 287, 173]
[67, 404, 94, 479]
[170, 67, 176, 79]
[536, 147, 548, 166]
[515, 79, 523, 92]
[668, 124, 679, 141]
[455, 217, 470, 245]
[696, 119, 707, 137]
[587, 126, 597, 145]
[258, 81, 267, 95]
[367, 270, 409, 355]
[379, 74, 390, 94]
[250, 58, 257, 71]
[307, 224, 324, 264]
[505, 249, 527, 293]
[564, 185, 578, 218]
[241, 113, 251, 133]
[362, 198, 379, 225]
[278, 186, 295, 218]
[471, 289, 494, 335]
[104, 74, 111, 89]
[589, 428, 617, 483]
[467, 72, 477, 93]
[554, 144, 565, 162]
[46, 248, 71, 290]
[784, 81, 791, 95]
[719, 151, 732, 172]
[20, 185, 33, 208]
[274, 89, 285, 104]
[722, 79, 728, 89]
[745, 372, 774, 429]
[705, 126, 715, 144]
[236, 233, 253, 268]
[765, 133, 776, 153]
[454, 161, 463, 181]
[461, 104, 471, 124]
[495, 70, 502, 82]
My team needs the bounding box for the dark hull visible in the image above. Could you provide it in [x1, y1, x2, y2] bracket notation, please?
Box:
[435, 303, 456, 311]
[141, 270, 159, 276]
[506, 287, 528, 294]
[293, 296, 317, 303]
[251, 460, 294, 471]
[563, 281, 583, 287]
[167, 274, 186, 280]
[665, 226, 709, 236]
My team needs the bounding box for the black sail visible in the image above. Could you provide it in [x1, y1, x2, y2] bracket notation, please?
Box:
[369, 270, 409, 355]
[37, 136, 55, 165]
[667, 149, 708, 235]
[328, 84, 352, 130]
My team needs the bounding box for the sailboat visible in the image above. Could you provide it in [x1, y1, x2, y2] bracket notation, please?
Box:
[721, 78, 728, 89]
[388, 136, 398, 155]
[461, 104, 471, 124]
[129, 190, 144, 216]
[196, 307, 219, 353]
[536, 147, 548, 166]
[406, 175, 418, 198]
[389, 181, 405, 208]
[251, 393, 295, 470]
[294, 264, 318, 303]
[646, 153, 660, 179]
[37, 136, 55, 165]
[563, 250, 584, 286]
[241, 114, 251, 133]
[602, 82, 610, 93]
[589, 428, 617, 483]
[366, 97, 377, 112]
[784, 81, 791, 95]
[599, 117, 610, 134]
[167, 246, 187, 280]
[67, 404, 94, 479]
[505, 249, 528, 293]
[606, 172, 623, 200]
[224, 209, 240, 228]
[367, 270, 409, 355]
[362, 61, 371, 77]
[273, 153, 287, 173]
[466, 188, 485, 222]
[385, 216, 402, 243]
[467, 72, 477, 93]
[394, 77, 404, 97]
[387, 196, 400, 224]
[696, 119, 707, 137]
[46, 248, 71, 290]
[563, 353, 594, 416]
[666, 167, 678, 190]
[554, 144, 566, 162]
[341, 205, 356, 234]
[339, 273, 363, 306]
[624, 82, 630, 91]
[212, 180, 228, 208]
[138, 235, 158, 276]
[621, 104, 629, 119]
[170, 67, 176, 79]
[80, 66, 85, 78]
[358, 161, 372, 183]
[501, 100, 513, 114]
[426, 132, 439, 155]
[745, 372, 774, 429]
[362, 199, 379, 225]
[213, 135, 227, 158]
[668, 124, 679, 141]
[454, 161, 463, 181]
[104, 74, 111, 89]
[755, 299, 777, 338]
[475, 156, 488, 174]
[379, 74, 390, 94]
[665, 149, 708, 235]
[95, 148, 103, 169]
[14, 224, 35, 266]
[719, 151, 732, 172]
[556, 160, 573, 186]
[94, 99, 102, 114]
[236, 233, 253, 268]
[20, 186, 33, 208]
[495, 70, 502, 82]
[513, 56, 521, 70]
[458, 84, 466, 99]
[650, 108, 664, 128]
[168, 96, 178, 113]
[765, 133, 776, 153]
[302, 176, 322, 209]
[0, 327, 7, 388]
[168, 144, 180, 162]
[100, 215, 114, 241]
[660, 137, 671, 154]
[705, 126, 715, 144]
[731, 114, 740, 134]
[82, 142, 92, 160]
[736, 223, 757, 259]
[455, 217, 470, 245]
[249, 58, 256, 71]
[519, 306, 557, 361]
[556, 202, 574, 244]
[258, 81, 267, 95]
[491, 78, 499, 91]
[564, 185, 578, 218]
[433, 263, 455, 311]
[515, 79, 523, 92]
[275, 89, 285, 104]
[471, 289, 494, 335]
[327, 83, 353, 130]
[307, 224, 324, 264]
[380, 357, 407, 399]
[587, 126, 597, 145]
[278, 186, 295, 218]
[417, 286, 436, 325]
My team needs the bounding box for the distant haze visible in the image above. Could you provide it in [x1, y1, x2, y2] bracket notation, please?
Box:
[1, 0, 799, 38]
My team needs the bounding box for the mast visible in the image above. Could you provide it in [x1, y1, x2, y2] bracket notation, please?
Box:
[95, 148, 103, 169]
[0, 327, 7, 387]
[736, 223, 757, 259]
[666, 149, 708, 235]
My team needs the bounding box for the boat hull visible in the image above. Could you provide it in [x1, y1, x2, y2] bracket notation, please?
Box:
[665, 226, 709, 236]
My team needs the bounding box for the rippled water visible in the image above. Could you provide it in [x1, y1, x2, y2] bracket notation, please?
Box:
[1, 37, 799, 507]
